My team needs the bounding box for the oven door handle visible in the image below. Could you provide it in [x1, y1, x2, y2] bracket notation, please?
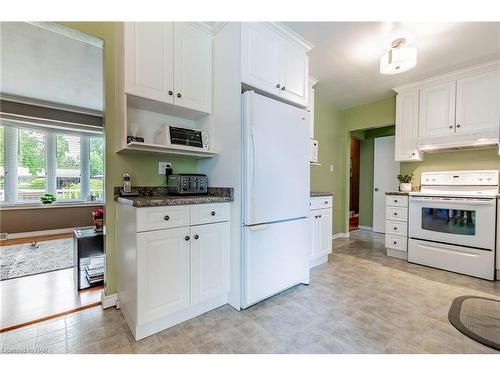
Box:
[410, 197, 494, 205]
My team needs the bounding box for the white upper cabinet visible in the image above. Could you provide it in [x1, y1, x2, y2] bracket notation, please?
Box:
[241, 23, 311, 107]
[279, 39, 309, 106]
[307, 78, 318, 139]
[124, 22, 212, 114]
[395, 90, 422, 161]
[173, 23, 212, 113]
[241, 23, 281, 96]
[418, 81, 456, 139]
[456, 70, 500, 135]
[125, 22, 174, 104]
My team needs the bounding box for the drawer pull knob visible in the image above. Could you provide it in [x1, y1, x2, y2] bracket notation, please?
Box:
[211, 211, 216, 216]
[185, 236, 190, 241]
[194, 235, 199, 240]
[394, 213, 398, 216]
[164, 215, 170, 221]
[394, 227, 397, 230]
[394, 200, 398, 203]
[393, 241, 397, 245]
[324, 201, 328, 204]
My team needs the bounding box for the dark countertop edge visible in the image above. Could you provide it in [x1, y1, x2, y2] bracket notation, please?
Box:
[117, 195, 233, 207]
[385, 191, 410, 196]
[310, 192, 333, 197]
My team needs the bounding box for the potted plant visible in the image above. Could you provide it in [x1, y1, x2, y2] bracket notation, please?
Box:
[397, 174, 414, 193]
[40, 193, 56, 204]
[92, 208, 104, 231]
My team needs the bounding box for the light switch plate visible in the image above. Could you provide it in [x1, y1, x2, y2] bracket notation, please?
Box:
[159, 162, 172, 175]
[330, 165, 334, 173]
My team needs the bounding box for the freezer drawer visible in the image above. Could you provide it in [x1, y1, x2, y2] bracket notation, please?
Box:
[242, 218, 310, 308]
[408, 239, 495, 280]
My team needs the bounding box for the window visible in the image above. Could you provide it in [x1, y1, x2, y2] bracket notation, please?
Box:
[0, 122, 104, 205]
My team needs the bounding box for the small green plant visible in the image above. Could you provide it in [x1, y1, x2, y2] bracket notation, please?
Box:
[397, 174, 414, 183]
[40, 193, 56, 204]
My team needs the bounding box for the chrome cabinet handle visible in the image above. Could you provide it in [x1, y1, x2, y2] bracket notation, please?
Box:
[168, 90, 173, 96]
[164, 215, 170, 221]
[194, 235, 199, 240]
[276, 83, 281, 88]
[177, 93, 182, 98]
[374, 188, 379, 192]
[281, 86, 286, 90]
[185, 236, 190, 241]
[211, 211, 216, 216]
[456, 124, 461, 128]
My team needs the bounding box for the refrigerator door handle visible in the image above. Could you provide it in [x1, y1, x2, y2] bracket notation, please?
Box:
[250, 125, 256, 222]
[247, 223, 270, 231]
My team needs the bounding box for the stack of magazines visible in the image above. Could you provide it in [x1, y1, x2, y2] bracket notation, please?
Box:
[85, 256, 104, 285]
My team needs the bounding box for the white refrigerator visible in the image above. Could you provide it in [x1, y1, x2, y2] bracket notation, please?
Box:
[241, 91, 310, 308]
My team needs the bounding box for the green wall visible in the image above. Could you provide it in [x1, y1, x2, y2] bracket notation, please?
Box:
[401, 148, 500, 186]
[60, 23, 197, 295]
[310, 100, 343, 233]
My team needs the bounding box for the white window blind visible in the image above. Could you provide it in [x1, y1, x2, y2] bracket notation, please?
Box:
[0, 120, 103, 205]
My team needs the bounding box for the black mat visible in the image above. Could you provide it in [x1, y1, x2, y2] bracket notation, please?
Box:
[448, 295, 500, 351]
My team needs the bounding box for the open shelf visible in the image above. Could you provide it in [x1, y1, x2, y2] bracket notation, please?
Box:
[118, 142, 217, 159]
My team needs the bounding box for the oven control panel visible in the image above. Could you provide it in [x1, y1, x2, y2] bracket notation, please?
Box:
[421, 170, 499, 186]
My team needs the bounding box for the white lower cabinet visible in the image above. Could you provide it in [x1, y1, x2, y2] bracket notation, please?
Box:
[190, 222, 230, 305]
[385, 194, 409, 260]
[117, 202, 230, 340]
[137, 227, 190, 325]
[309, 196, 333, 268]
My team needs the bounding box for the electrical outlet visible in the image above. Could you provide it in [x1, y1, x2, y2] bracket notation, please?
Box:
[0, 233, 8, 241]
[159, 162, 172, 175]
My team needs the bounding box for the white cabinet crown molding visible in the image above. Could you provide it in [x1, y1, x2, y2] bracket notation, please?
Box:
[187, 22, 225, 36]
[393, 59, 500, 93]
[264, 22, 314, 52]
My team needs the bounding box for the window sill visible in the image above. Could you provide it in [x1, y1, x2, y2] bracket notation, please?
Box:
[0, 201, 104, 211]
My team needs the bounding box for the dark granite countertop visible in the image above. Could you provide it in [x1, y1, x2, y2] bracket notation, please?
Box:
[310, 191, 333, 197]
[116, 187, 233, 207]
[385, 191, 410, 196]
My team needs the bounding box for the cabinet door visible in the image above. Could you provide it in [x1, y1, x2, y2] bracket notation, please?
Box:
[279, 39, 309, 106]
[124, 22, 174, 104]
[307, 79, 317, 139]
[456, 70, 500, 135]
[318, 211, 332, 256]
[173, 23, 212, 113]
[418, 81, 456, 138]
[190, 222, 230, 305]
[136, 227, 190, 324]
[241, 23, 281, 96]
[395, 91, 423, 161]
[308, 214, 318, 259]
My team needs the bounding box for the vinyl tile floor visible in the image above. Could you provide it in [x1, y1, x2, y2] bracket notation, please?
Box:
[1, 230, 499, 354]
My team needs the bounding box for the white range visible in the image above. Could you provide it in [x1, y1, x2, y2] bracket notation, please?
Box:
[408, 170, 498, 280]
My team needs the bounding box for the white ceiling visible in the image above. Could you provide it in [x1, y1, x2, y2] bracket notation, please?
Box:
[0, 22, 103, 112]
[284, 22, 500, 109]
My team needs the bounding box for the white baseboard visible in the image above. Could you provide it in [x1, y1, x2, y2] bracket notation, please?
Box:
[332, 232, 350, 239]
[358, 226, 373, 231]
[5, 226, 94, 240]
[101, 291, 119, 309]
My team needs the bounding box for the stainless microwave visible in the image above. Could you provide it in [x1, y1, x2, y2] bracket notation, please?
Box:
[155, 125, 210, 150]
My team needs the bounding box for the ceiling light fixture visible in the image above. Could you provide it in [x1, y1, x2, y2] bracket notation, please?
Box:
[380, 38, 417, 75]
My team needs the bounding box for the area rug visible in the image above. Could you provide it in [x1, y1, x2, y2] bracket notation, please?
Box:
[448, 295, 500, 351]
[0, 238, 74, 281]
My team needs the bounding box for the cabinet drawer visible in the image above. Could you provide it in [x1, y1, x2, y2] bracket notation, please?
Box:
[386, 207, 407, 222]
[310, 196, 332, 210]
[385, 235, 407, 252]
[190, 203, 230, 225]
[137, 206, 190, 232]
[385, 220, 408, 236]
[385, 195, 408, 207]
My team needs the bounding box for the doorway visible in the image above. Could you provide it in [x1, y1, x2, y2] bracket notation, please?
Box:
[348, 126, 397, 234]
[0, 22, 105, 332]
[349, 137, 361, 231]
